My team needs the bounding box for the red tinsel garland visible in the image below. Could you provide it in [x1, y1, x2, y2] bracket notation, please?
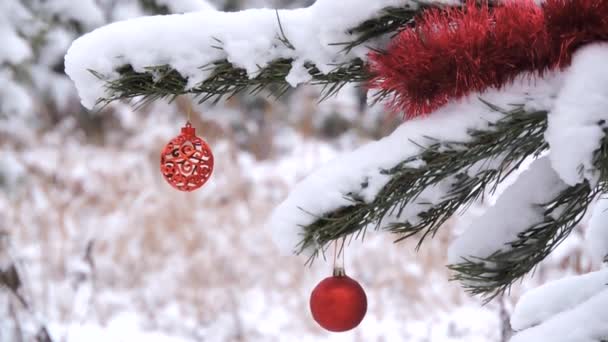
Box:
[368, 0, 608, 118]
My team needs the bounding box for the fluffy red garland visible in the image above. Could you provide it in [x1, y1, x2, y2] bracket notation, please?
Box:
[369, 0, 608, 118]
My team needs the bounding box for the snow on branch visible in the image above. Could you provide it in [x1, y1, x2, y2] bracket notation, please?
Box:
[511, 286, 608, 342]
[269, 74, 562, 257]
[447, 157, 567, 264]
[65, 0, 448, 108]
[0, 1, 34, 116]
[150, 0, 215, 13]
[445, 45, 608, 299]
[446, 157, 594, 299]
[511, 269, 608, 332]
[268, 42, 608, 300]
[545, 43, 608, 187]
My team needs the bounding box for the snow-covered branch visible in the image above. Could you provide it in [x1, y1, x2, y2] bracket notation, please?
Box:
[269, 73, 562, 257]
[64, 0, 446, 108]
[511, 269, 608, 342]
[545, 43, 608, 187]
[268, 43, 608, 301]
[447, 158, 595, 299]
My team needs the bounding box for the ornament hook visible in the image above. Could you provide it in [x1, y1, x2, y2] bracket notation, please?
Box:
[181, 121, 196, 136]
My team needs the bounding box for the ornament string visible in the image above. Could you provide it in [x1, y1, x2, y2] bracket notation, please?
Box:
[186, 101, 192, 123]
[341, 237, 345, 270]
[332, 238, 346, 276]
[332, 240, 338, 270]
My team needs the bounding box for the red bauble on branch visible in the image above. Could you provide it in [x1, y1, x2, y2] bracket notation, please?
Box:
[310, 268, 367, 332]
[160, 122, 214, 192]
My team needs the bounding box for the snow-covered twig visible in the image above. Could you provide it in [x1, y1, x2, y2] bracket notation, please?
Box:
[65, 0, 444, 108]
[448, 158, 598, 300]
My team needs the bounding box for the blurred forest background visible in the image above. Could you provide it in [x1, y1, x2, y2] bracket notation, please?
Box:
[0, 0, 596, 341]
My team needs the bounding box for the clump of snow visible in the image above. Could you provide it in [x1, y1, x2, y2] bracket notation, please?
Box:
[156, 0, 216, 12]
[285, 59, 313, 87]
[511, 268, 608, 331]
[511, 288, 608, 342]
[270, 74, 564, 255]
[111, 1, 147, 21]
[43, 0, 106, 30]
[65, 0, 436, 109]
[0, 1, 32, 65]
[0, 70, 33, 116]
[0, 26, 31, 65]
[448, 157, 567, 264]
[545, 43, 608, 186]
[586, 198, 608, 264]
[38, 28, 74, 67]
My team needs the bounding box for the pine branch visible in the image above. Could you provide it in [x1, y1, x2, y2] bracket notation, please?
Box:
[92, 4, 429, 106]
[594, 127, 608, 183]
[338, 4, 430, 53]
[449, 182, 599, 301]
[449, 125, 608, 300]
[98, 58, 369, 107]
[297, 105, 549, 261]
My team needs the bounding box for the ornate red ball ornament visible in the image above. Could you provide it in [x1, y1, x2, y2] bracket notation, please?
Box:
[310, 267, 367, 332]
[160, 122, 214, 192]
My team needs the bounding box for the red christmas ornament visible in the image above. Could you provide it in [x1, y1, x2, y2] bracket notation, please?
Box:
[310, 268, 367, 332]
[160, 122, 214, 192]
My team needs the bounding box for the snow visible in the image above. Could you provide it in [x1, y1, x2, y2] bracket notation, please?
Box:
[270, 73, 563, 255]
[0, 26, 31, 65]
[111, 2, 147, 21]
[0, 1, 32, 65]
[155, 0, 216, 12]
[38, 28, 74, 67]
[64, 0, 447, 109]
[511, 287, 608, 342]
[511, 268, 608, 331]
[48, 305, 499, 342]
[545, 43, 608, 186]
[447, 157, 567, 264]
[51, 313, 193, 342]
[586, 198, 608, 264]
[42, 0, 106, 29]
[0, 70, 33, 116]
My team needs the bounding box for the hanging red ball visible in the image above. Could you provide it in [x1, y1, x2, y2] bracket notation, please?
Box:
[160, 122, 214, 192]
[309, 269, 367, 332]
